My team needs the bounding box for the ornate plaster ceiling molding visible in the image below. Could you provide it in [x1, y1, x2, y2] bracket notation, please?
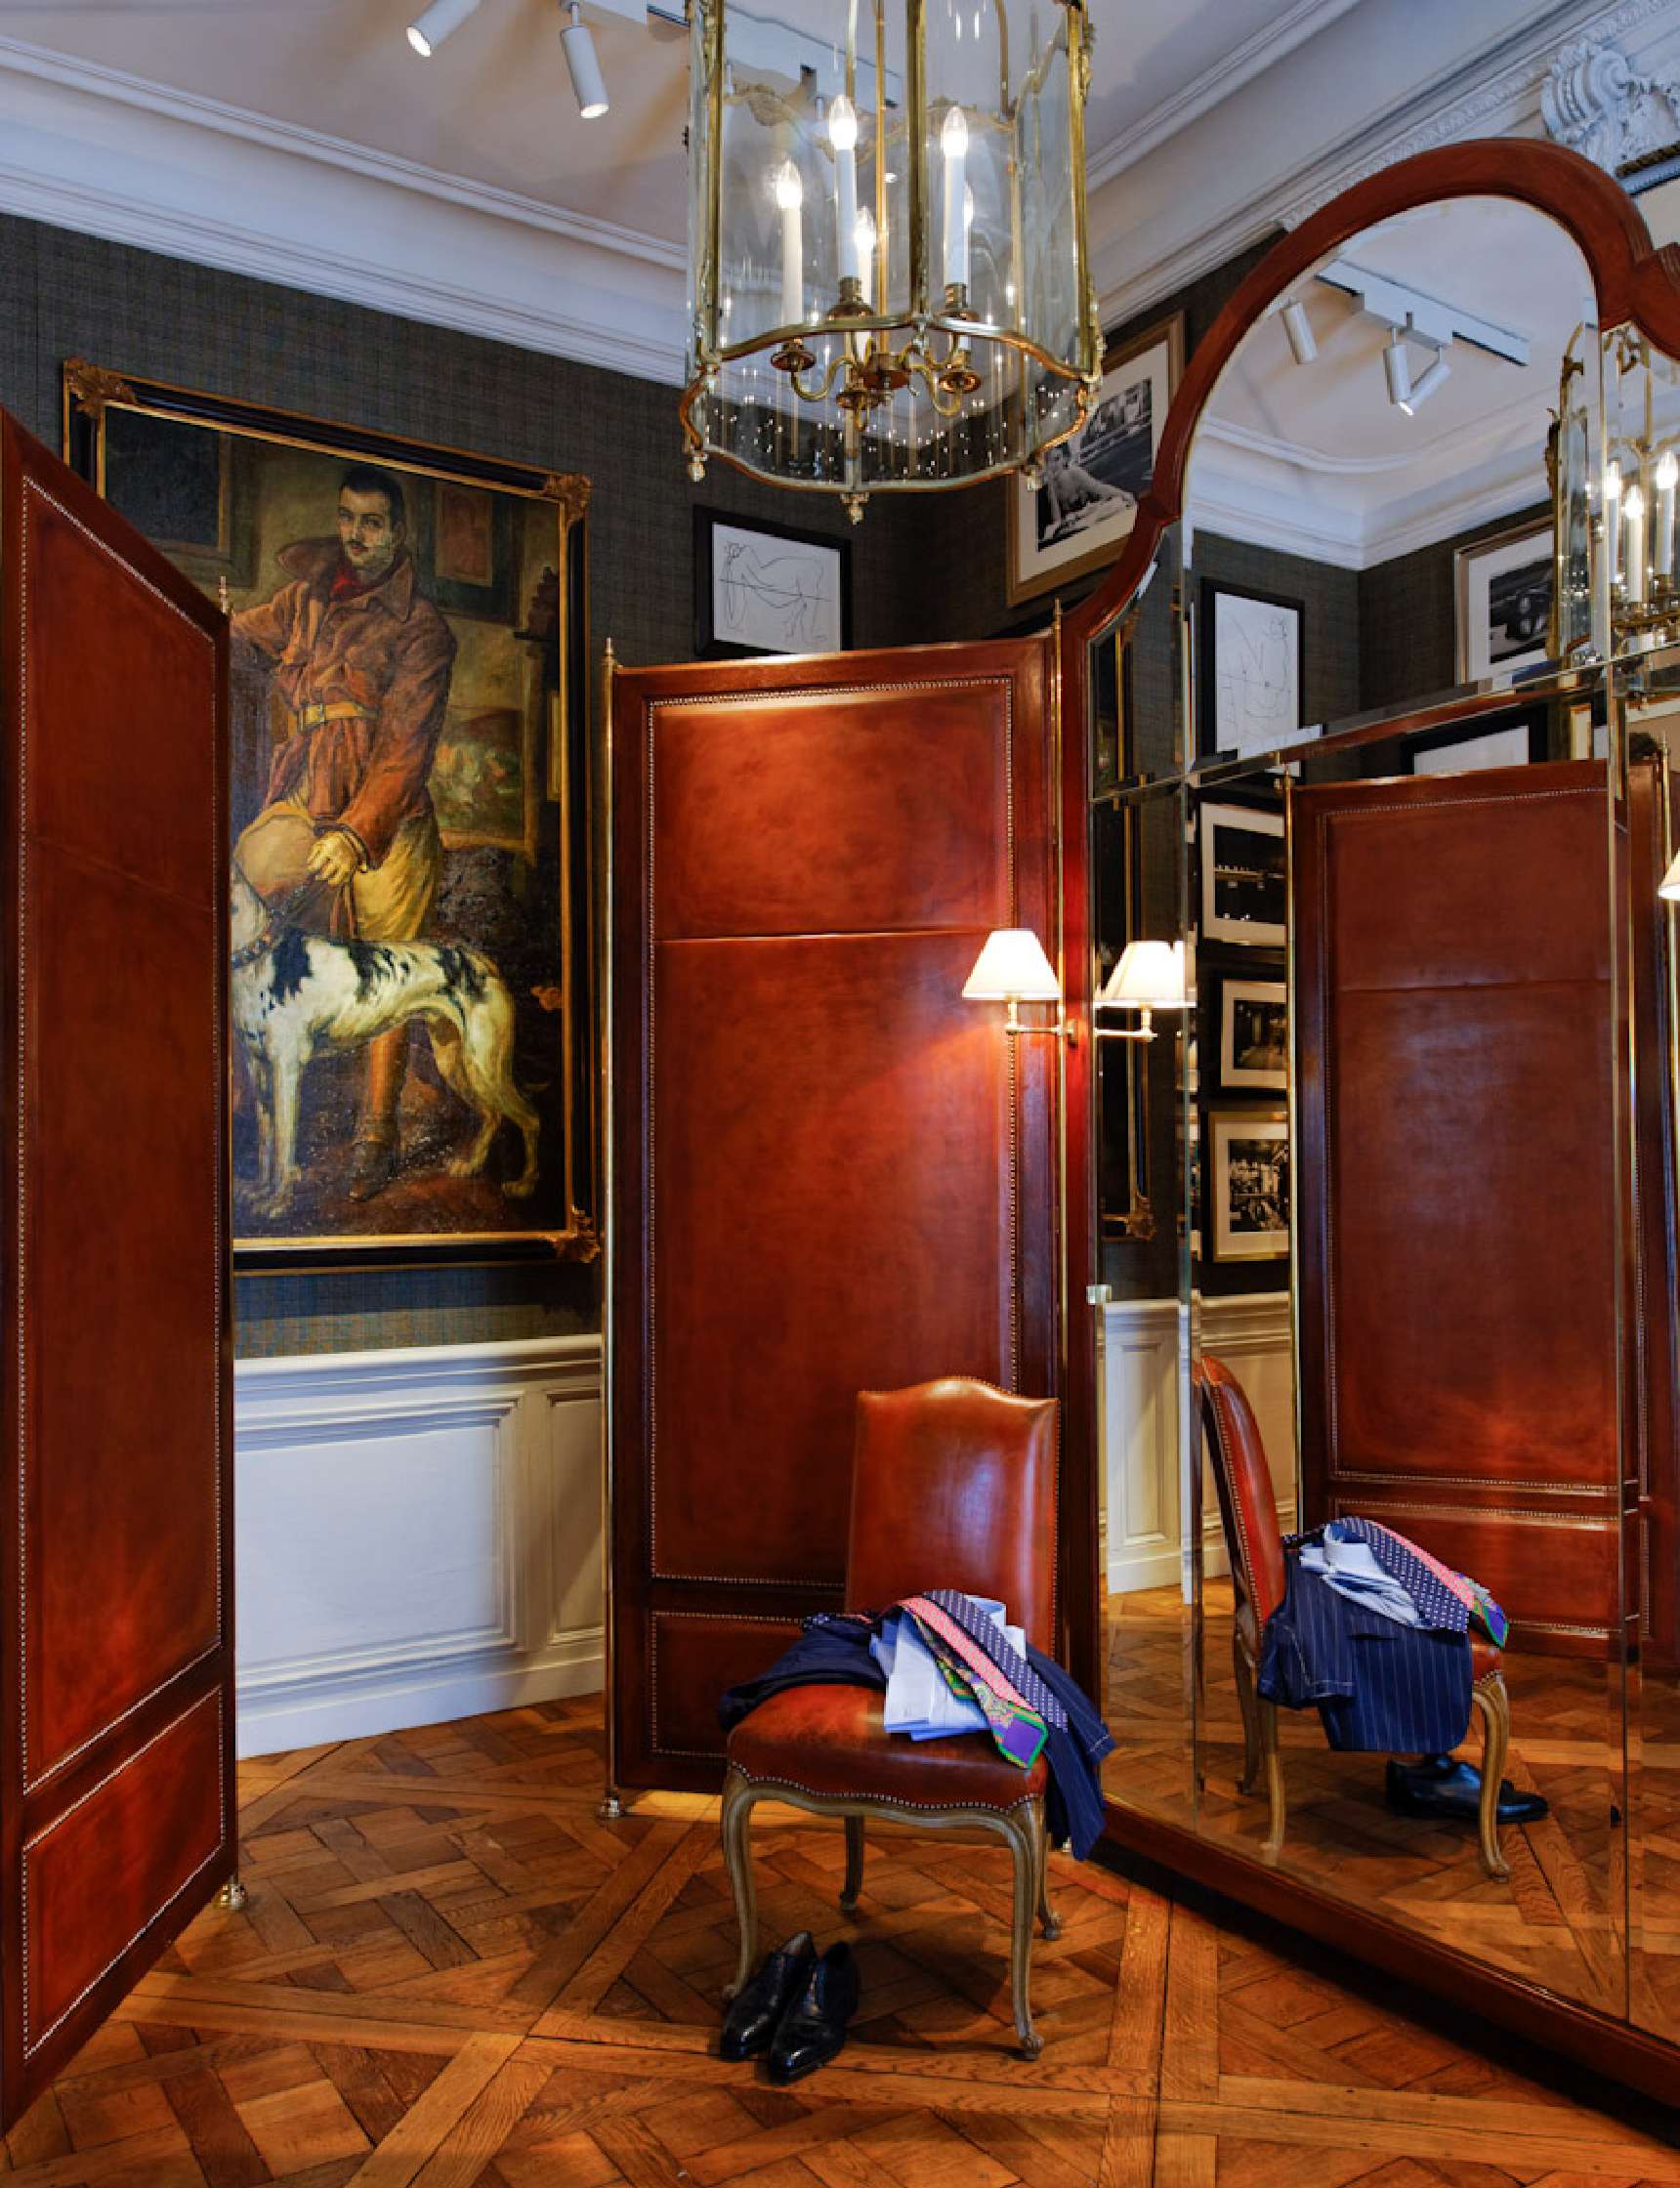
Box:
[1541, 29, 1680, 176]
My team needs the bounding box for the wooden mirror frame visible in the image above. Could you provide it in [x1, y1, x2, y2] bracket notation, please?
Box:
[1056, 138, 1680, 2103]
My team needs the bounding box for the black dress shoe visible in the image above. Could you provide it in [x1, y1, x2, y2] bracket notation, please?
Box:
[1386, 1755, 1550, 1826]
[766, 1942, 860, 2085]
[720, 1931, 816, 2061]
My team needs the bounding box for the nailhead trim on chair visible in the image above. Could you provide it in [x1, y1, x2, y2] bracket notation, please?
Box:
[731, 1766, 1040, 1817]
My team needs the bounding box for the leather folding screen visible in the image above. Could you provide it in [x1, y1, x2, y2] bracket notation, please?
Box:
[1292, 761, 1635, 1657]
[0, 414, 234, 2126]
[609, 639, 1065, 1794]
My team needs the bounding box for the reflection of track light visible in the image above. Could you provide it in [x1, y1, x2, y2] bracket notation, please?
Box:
[1281, 298, 1316, 364]
[406, 0, 480, 57]
[1405, 351, 1451, 410]
[1383, 332, 1411, 408]
[562, 2, 609, 117]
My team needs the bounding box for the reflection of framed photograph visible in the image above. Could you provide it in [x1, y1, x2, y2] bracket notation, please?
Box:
[1214, 971, 1288, 1094]
[694, 508, 850, 658]
[1199, 579, 1304, 761]
[1008, 313, 1185, 605]
[1454, 519, 1554, 682]
[1405, 704, 1549, 777]
[1200, 801, 1286, 948]
[1209, 1110, 1289, 1262]
[65, 359, 595, 1265]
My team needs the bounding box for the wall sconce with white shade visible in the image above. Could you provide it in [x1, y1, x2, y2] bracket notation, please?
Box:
[962, 929, 1075, 1042]
[1093, 940, 1190, 1041]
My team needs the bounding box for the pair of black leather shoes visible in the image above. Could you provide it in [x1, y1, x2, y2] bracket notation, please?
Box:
[719, 1931, 861, 2083]
[1385, 1754, 1550, 1826]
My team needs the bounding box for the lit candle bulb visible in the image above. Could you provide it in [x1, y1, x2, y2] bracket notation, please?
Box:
[1605, 460, 1623, 590]
[855, 208, 877, 307]
[829, 96, 860, 286]
[774, 159, 804, 326]
[1624, 482, 1647, 606]
[941, 104, 969, 292]
[1658, 450, 1678, 583]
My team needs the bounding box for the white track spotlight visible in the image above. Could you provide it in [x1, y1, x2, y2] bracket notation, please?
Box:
[406, 0, 480, 58]
[1383, 331, 1412, 409]
[1281, 297, 1317, 365]
[1405, 350, 1452, 410]
[562, 3, 609, 118]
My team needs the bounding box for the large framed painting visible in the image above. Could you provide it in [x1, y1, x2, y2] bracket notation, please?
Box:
[64, 359, 595, 1264]
[1008, 313, 1185, 606]
[693, 507, 851, 657]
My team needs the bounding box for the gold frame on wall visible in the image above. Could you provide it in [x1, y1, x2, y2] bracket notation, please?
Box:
[63, 358, 597, 1268]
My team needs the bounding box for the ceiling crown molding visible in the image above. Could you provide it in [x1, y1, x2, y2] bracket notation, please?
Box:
[0, 33, 691, 384]
[1542, 28, 1680, 173]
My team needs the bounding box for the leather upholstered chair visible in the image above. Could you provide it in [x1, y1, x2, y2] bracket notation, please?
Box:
[722, 1377, 1062, 2057]
[1195, 1355, 1513, 1880]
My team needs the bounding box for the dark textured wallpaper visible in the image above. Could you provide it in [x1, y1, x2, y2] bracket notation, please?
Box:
[0, 211, 945, 1357]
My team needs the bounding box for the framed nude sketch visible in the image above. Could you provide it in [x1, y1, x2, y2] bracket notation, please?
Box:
[64, 358, 596, 1265]
[694, 508, 851, 657]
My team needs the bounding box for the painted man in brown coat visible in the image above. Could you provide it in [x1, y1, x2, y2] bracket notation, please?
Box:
[232, 464, 457, 1201]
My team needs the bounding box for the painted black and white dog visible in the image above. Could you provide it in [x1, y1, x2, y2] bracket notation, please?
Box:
[231, 866, 541, 1216]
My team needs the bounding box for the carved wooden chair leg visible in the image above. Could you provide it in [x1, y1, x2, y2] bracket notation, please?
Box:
[1471, 1672, 1513, 1881]
[994, 1801, 1043, 2058]
[719, 1767, 760, 1999]
[1233, 1631, 1262, 1794]
[1259, 1696, 1287, 1859]
[1037, 1814, 1062, 1940]
[840, 1813, 865, 1914]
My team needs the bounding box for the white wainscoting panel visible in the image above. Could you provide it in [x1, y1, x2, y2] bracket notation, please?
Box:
[1101, 1292, 1297, 1595]
[233, 1334, 602, 1757]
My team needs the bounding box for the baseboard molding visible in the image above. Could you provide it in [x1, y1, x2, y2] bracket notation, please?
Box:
[233, 1333, 604, 1757]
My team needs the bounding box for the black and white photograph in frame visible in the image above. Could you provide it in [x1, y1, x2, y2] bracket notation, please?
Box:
[1210, 1110, 1290, 1262]
[1454, 518, 1554, 682]
[1200, 801, 1287, 948]
[694, 508, 851, 658]
[1199, 579, 1304, 761]
[1217, 973, 1288, 1094]
[1008, 313, 1185, 605]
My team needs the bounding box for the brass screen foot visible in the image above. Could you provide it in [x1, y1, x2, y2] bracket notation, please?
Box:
[217, 1875, 249, 1913]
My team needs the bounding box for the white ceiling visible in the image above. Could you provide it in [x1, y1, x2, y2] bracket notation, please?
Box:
[1188, 196, 1600, 566]
[0, 0, 1359, 245]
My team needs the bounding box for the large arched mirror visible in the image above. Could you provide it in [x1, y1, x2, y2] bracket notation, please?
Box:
[1071, 141, 1680, 2095]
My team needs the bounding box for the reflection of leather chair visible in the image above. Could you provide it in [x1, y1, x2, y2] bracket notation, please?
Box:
[1194, 1355, 1512, 1880]
[721, 1378, 1063, 2057]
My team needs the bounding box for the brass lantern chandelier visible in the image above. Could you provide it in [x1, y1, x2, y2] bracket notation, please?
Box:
[681, 0, 1102, 520]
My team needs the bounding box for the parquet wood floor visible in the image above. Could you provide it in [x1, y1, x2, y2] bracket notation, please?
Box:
[1106, 1585, 1625, 2012]
[5, 1696, 1675, 2187]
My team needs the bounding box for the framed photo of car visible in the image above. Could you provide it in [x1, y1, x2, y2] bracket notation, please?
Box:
[1454, 517, 1554, 682]
[1008, 313, 1185, 606]
[63, 358, 596, 1266]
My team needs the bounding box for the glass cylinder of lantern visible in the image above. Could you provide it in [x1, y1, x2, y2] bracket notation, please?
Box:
[681, 0, 1101, 519]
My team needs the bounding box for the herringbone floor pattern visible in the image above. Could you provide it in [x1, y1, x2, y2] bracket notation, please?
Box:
[4, 1696, 1675, 2185]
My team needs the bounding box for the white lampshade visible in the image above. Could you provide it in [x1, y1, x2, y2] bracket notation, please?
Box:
[1661, 850, 1680, 903]
[962, 929, 1062, 1003]
[1098, 940, 1189, 1011]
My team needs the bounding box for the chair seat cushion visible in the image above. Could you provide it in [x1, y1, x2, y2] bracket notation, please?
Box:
[727, 1685, 1048, 1812]
[1471, 1634, 1502, 1684]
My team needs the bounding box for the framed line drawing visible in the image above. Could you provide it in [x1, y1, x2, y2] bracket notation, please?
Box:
[1198, 578, 1304, 762]
[694, 508, 850, 657]
[64, 358, 596, 1265]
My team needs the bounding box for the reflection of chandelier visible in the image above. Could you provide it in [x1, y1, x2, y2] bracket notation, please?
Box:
[680, 0, 1101, 520]
[1555, 325, 1680, 655]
